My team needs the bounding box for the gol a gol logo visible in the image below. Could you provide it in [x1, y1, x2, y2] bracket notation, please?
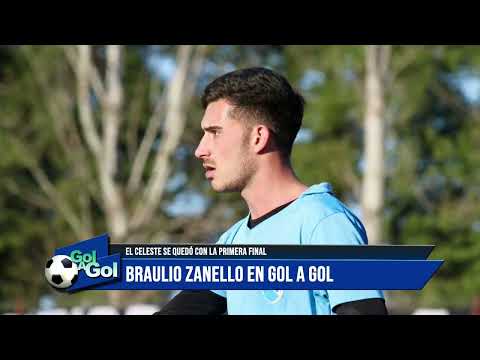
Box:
[69, 249, 118, 278]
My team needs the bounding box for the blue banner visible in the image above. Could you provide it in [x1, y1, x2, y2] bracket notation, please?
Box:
[83, 259, 442, 291]
[47, 234, 443, 293]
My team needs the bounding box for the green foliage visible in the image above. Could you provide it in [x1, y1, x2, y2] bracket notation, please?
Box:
[286, 45, 480, 309]
[385, 50, 480, 308]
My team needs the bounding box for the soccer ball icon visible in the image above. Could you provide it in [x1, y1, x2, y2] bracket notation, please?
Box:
[45, 255, 79, 290]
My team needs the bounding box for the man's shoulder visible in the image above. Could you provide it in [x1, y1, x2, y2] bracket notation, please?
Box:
[297, 189, 368, 245]
[297, 190, 347, 223]
[296, 189, 366, 239]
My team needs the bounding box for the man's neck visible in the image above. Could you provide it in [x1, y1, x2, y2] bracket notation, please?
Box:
[241, 164, 308, 220]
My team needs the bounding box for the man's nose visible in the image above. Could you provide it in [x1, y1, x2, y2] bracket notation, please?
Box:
[194, 136, 209, 159]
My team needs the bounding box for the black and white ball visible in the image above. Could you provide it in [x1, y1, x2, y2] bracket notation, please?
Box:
[45, 255, 79, 289]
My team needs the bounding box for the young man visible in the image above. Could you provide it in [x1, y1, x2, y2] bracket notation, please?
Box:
[155, 67, 388, 315]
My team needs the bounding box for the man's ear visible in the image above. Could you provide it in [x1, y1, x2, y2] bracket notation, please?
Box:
[251, 124, 272, 154]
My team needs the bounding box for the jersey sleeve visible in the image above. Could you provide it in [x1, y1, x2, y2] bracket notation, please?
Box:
[309, 212, 384, 310]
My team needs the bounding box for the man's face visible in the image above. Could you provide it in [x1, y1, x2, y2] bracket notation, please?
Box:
[195, 99, 257, 192]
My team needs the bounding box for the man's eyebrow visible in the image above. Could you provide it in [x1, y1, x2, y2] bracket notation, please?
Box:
[202, 125, 223, 132]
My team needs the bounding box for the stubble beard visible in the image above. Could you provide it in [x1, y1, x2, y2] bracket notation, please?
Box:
[213, 135, 257, 193]
[221, 153, 257, 193]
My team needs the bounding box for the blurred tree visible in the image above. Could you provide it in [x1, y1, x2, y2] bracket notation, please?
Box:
[285, 45, 480, 310]
[0, 45, 208, 309]
[385, 46, 480, 309]
[0, 44, 283, 311]
[0, 45, 59, 311]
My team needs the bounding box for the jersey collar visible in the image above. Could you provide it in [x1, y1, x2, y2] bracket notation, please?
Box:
[300, 182, 333, 197]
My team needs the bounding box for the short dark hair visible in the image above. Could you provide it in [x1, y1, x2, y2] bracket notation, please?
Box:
[201, 67, 305, 160]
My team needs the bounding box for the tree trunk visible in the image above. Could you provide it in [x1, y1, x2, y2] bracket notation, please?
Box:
[361, 45, 390, 245]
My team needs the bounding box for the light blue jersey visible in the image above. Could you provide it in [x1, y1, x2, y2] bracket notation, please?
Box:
[211, 182, 384, 315]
